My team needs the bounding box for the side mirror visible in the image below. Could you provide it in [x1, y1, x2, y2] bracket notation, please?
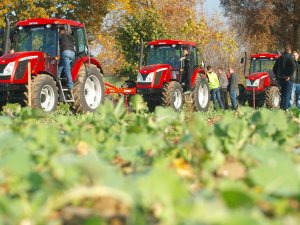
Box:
[240, 58, 245, 64]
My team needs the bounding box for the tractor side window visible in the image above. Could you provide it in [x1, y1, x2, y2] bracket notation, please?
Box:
[74, 28, 87, 54]
[189, 47, 197, 68]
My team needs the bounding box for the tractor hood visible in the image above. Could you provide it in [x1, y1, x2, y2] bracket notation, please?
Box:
[139, 64, 171, 74]
[0, 51, 46, 83]
[0, 51, 44, 64]
[247, 72, 269, 80]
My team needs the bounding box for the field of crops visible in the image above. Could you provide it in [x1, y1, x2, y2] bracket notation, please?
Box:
[0, 97, 299, 225]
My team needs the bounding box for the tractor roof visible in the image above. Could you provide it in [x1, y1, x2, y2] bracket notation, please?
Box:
[250, 53, 280, 59]
[16, 18, 84, 28]
[148, 40, 197, 47]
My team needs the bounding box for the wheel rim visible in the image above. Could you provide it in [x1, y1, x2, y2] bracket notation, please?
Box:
[273, 92, 280, 107]
[173, 89, 183, 109]
[40, 85, 56, 112]
[198, 82, 209, 108]
[84, 75, 102, 109]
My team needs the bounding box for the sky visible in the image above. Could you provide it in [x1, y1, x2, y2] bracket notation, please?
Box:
[204, 0, 223, 16]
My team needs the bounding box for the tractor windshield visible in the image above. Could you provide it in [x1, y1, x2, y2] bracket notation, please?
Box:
[15, 25, 57, 57]
[250, 58, 276, 73]
[146, 45, 182, 70]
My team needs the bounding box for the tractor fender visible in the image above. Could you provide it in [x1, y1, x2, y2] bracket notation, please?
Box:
[72, 56, 104, 81]
[191, 68, 206, 86]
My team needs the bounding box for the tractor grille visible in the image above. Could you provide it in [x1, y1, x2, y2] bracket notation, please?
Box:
[141, 73, 149, 81]
[0, 64, 10, 80]
[138, 73, 151, 85]
[15, 60, 28, 80]
[154, 71, 163, 85]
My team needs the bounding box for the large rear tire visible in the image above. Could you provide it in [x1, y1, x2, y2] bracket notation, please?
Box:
[29, 75, 58, 112]
[265, 86, 280, 109]
[162, 81, 184, 112]
[72, 65, 105, 113]
[192, 75, 210, 112]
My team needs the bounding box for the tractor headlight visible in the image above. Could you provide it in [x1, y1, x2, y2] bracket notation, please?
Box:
[1, 62, 15, 76]
[137, 72, 143, 82]
[145, 72, 154, 82]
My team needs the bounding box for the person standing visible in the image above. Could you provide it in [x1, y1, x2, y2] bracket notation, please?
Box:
[273, 44, 296, 110]
[217, 67, 229, 109]
[58, 27, 76, 90]
[228, 67, 239, 110]
[290, 51, 300, 109]
[207, 66, 224, 110]
[180, 48, 192, 91]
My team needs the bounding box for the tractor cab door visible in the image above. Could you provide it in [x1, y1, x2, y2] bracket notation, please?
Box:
[182, 45, 197, 77]
[189, 47, 198, 70]
[73, 27, 88, 57]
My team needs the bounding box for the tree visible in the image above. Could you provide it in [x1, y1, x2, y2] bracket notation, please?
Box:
[0, 0, 112, 31]
[220, 0, 300, 51]
[115, 8, 169, 77]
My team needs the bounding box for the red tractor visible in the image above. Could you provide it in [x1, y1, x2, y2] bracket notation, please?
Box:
[0, 18, 104, 112]
[136, 40, 210, 111]
[242, 53, 281, 108]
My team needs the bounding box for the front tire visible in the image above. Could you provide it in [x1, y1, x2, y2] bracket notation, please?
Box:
[72, 65, 105, 113]
[162, 81, 184, 112]
[265, 86, 280, 109]
[30, 75, 58, 112]
[192, 75, 210, 112]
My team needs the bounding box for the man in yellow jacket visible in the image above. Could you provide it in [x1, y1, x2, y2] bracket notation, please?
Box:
[207, 66, 224, 110]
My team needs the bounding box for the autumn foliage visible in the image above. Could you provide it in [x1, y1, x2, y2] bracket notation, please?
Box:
[220, 0, 300, 52]
[2, 0, 297, 76]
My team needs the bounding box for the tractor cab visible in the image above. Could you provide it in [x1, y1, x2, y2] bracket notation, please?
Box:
[136, 40, 209, 112]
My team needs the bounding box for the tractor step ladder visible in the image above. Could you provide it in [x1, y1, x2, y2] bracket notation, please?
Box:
[58, 78, 75, 103]
[184, 92, 193, 103]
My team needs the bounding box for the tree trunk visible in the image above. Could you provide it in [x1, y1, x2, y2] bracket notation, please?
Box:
[294, 24, 299, 50]
[294, 0, 300, 49]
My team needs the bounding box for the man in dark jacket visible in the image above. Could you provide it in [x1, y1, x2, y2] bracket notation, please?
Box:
[273, 44, 296, 110]
[180, 48, 192, 91]
[58, 27, 75, 89]
[228, 67, 239, 110]
[290, 51, 300, 109]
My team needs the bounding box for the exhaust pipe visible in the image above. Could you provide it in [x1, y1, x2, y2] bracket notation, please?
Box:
[243, 52, 247, 78]
[3, 15, 11, 55]
[138, 38, 144, 70]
